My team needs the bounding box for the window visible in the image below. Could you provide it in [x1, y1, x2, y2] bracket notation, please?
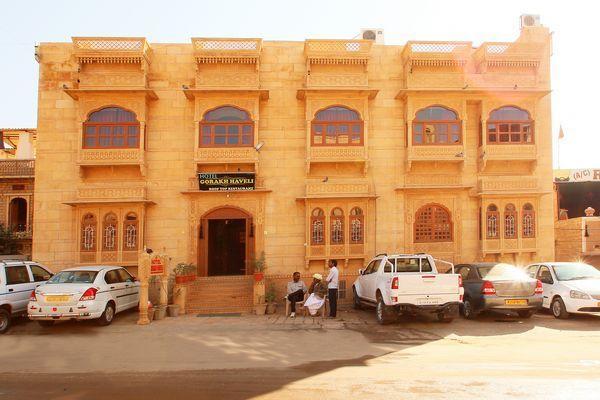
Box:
[395, 258, 421, 273]
[312, 106, 363, 146]
[123, 212, 139, 251]
[414, 204, 453, 243]
[200, 106, 253, 147]
[30, 265, 51, 282]
[104, 269, 122, 285]
[504, 204, 517, 239]
[310, 208, 325, 245]
[117, 268, 134, 282]
[9, 197, 27, 232]
[537, 266, 553, 284]
[103, 213, 118, 251]
[350, 207, 364, 244]
[522, 203, 536, 238]
[413, 106, 461, 145]
[81, 213, 97, 252]
[83, 107, 140, 149]
[486, 204, 499, 239]
[363, 259, 378, 275]
[330, 208, 344, 244]
[526, 265, 539, 279]
[421, 258, 433, 272]
[456, 266, 472, 281]
[5, 265, 30, 285]
[487, 106, 533, 144]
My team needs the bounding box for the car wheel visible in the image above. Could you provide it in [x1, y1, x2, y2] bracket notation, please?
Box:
[462, 298, 477, 320]
[97, 302, 115, 326]
[517, 310, 535, 318]
[437, 313, 453, 323]
[376, 294, 396, 325]
[551, 297, 570, 319]
[352, 287, 362, 310]
[38, 320, 54, 327]
[0, 309, 11, 334]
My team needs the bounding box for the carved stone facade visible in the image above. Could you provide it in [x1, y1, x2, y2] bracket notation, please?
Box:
[32, 24, 554, 278]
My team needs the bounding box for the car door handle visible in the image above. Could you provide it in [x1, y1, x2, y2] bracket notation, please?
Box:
[8, 288, 13, 292]
[110, 286, 115, 290]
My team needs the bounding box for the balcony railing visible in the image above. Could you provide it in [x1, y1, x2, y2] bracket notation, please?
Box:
[473, 42, 543, 70]
[192, 38, 262, 63]
[477, 176, 538, 194]
[304, 39, 372, 63]
[77, 148, 145, 167]
[402, 41, 472, 67]
[479, 144, 537, 167]
[0, 159, 35, 178]
[72, 37, 152, 64]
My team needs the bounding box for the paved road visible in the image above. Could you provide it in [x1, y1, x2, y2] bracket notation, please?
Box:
[1, 309, 600, 399]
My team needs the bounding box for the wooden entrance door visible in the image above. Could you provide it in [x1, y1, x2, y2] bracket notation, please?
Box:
[198, 207, 255, 277]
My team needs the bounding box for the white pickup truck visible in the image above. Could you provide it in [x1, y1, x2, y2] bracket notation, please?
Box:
[352, 253, 463, 324]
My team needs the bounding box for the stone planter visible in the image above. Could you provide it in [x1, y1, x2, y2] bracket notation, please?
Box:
[154, 305, 167, 320]
[254, 303, 267, 315]
[266, 302, 277, 315]
[147, 307, 155, 322]
[167, 304, 180, 317]
[254, 272, 264, 283]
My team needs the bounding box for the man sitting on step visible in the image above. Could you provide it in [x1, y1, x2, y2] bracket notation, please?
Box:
[285, 271, 307, 318]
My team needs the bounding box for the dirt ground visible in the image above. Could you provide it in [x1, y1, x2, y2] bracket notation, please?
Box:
[1, 308, 600, 399]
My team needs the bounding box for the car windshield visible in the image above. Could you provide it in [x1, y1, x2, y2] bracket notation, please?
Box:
[478, 263, 528, 280]
[47, 270, 98, 284]
[552, 264, 600, 281]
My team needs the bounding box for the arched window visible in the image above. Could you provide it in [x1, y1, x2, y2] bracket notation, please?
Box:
[312, 106, 363, 146]
[487, 106, 533, 144]
[102, 213, 118, 251]
[414, 204, 453, 243]
[330, 208, 345, 244]
[310, 208, 325, 245]
[81, 213, 97, 252]
[123, 212, 139, 250]
[83, 107, 140, 149]
[522, 203, 536, 238]
[200, 106, 253, 147]
[413, 106, 461, 145]
[9, 197, 27, 232]
[504, 204, 517, 239]
[350, 207, 364, 244]
[486, 204, 499, 239]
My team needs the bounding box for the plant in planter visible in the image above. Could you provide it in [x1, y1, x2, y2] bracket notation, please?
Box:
[167, 286, 181, 317]
[254, 295, 267, 315]
[265, 284, 278, 314]
[174, 262, 197, 284]
[253, 252, 266, 282]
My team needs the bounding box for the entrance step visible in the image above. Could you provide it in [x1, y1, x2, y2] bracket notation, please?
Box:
[186, 275, 254, 315]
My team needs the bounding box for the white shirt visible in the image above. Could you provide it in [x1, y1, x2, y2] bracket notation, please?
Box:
[326, 266, 339, 289]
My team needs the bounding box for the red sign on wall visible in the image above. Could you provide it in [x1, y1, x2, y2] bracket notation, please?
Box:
[150, 256, 164, 275]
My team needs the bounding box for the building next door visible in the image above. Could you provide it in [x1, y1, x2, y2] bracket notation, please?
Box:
[198, 206, 255, 277]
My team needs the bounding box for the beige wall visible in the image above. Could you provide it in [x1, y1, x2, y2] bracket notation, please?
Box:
[33, 27, 555, 274]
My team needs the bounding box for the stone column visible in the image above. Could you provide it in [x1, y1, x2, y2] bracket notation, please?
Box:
[137, 251, 150, 325]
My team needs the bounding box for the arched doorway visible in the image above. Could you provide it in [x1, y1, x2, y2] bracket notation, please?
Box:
[198, 206, 255, 277]
[9, 198, 28, 232]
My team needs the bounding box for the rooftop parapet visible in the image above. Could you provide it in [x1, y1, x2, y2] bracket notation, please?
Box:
[72, 37, 152, 64]
[304, 39, 372, 64]
[401, 41, 472, 68]
[192, 38, 262, 64]
[473, 41, 543, 71]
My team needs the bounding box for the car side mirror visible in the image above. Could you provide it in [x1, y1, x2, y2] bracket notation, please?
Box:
[131, 276, 138, 282]
[358, 269, 363, 275]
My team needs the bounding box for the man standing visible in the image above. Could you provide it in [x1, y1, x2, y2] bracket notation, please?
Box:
[326, 259, 339, 318]
[286, 271, 307, 318]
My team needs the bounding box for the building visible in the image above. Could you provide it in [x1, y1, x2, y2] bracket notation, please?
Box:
[32, 20, 554, 312]
[554, 169, 600, 267]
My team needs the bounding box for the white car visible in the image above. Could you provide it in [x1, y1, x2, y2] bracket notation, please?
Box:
[1, 260, 53, 333]
[525, 262, 600, 319]
[28, 266, 140, 326]
[353, 253, 463, 324]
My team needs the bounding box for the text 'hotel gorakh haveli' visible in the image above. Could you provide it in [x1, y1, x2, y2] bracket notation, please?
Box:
[32, 21, 553, 310]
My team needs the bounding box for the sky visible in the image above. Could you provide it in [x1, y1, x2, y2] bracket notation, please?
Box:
[1, 0, 597, 169]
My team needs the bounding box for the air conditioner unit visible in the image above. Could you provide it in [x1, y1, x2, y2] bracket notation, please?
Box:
[520, 14, 541, 28]
[360, 29, 384, 44]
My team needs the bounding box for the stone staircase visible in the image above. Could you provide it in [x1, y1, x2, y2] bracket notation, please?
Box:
[186, 275, 254, 315]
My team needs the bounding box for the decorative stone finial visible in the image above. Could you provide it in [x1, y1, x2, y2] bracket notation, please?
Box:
[585, 207, 595, 217]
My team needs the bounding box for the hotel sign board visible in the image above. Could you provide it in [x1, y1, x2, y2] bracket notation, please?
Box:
[197, 173, 255, 191]
[554, 169, 600, 183]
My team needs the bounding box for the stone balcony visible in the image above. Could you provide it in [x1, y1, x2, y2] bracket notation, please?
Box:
[473, 42, 543, 72]
[481, 237, 537, 255]
[72, 37, 152, 91]
[479, 144, 537, 170]
[194, 147, 258, 165]
[303, 39, 372, 90]
[0, 159, 35, 178]
[77, 148, 146, 174]
[406, 145, 465, 170]
[307, 146, 367, 173]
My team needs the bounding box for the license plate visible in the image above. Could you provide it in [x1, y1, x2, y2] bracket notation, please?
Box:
[417, 298, 441, 305]
[45, 295, 70, 302]
[505, 299, 528, 306]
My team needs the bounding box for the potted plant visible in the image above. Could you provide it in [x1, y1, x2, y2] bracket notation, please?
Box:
[265, 284, 278, 314]
[168, 286, 181, 317]
[174, 262, 196, 284]
[253, 252, 266, 282]
[147, 301, 155, 322]
[254, 295, 267, 315]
